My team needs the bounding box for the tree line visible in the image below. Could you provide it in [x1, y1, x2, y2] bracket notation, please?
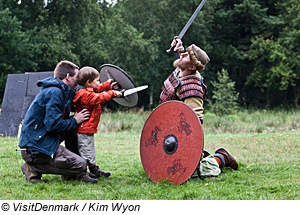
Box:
[0, 0, 299, 109]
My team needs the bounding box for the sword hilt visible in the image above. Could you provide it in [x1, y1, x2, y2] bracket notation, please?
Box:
[166, 38, 184, 54]
[166, 46, 175, 54]
[120, 89, 126, 97]
[166, 38, 179, 54]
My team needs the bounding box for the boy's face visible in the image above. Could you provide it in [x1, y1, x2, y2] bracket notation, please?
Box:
[87, 75, 100, 88]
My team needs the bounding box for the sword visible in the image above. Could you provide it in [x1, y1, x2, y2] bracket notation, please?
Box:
[166, 0, 208, 53]
[122, 85, 148, 97]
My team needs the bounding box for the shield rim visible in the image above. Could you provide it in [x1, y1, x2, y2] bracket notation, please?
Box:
[140, 100, 204, 185]
[99, 64, 136, 87]
[99, 64, 139, 107]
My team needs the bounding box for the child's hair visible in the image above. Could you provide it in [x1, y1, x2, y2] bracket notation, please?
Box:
[77, 66, 99, 86]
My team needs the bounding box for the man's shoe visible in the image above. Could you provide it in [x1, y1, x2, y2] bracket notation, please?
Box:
[88, 172, 97, 178]
[21, 163, 44, 183]
[61, 173, 96, 181]
[77, 172, 98, 183]
[89, 165, 111, 178]
[215, 148, 238, 170]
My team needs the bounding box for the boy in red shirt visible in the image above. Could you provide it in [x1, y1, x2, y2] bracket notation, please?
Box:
[73, 66, 123, 178]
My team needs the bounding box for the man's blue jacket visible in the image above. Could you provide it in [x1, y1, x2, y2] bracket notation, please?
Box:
[19, 77, 78, 158]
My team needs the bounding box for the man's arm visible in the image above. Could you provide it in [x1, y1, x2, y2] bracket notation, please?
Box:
[43, 90, 86, 133]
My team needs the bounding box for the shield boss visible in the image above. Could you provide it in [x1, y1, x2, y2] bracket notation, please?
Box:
[140, 101, 204, 185]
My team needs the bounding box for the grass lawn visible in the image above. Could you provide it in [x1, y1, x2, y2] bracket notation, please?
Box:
[0, 110, 299, 200]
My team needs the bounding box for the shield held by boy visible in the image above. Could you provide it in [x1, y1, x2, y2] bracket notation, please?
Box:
[140, 101, 204, 185]
[99, 64, 139, 107]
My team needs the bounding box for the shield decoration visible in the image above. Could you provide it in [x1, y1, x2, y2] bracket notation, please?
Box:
[99, 64, 138, 107]
[140, 101, 204, 185]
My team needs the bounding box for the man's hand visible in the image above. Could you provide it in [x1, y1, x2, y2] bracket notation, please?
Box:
[172, 36, 184, 52]
[73, 109, 90, 125]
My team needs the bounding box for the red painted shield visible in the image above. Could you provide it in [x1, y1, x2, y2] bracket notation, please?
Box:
[140, 101, 204, 185]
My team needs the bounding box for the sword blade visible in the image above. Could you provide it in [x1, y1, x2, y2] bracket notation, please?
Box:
[123, 85, 148, 97]
[166, 0, 208, 53]
[177, 0, 208, 39]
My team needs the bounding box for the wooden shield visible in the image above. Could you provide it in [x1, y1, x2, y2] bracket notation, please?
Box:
[99, 64, 138, 107]
[140, 101, 204, 185]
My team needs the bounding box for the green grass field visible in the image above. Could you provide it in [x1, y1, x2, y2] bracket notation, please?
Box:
[0, 109, 299, 200]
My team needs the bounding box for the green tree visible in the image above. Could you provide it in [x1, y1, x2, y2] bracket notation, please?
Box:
[0, 8, 39, 102]
[248, 0, 300, 107]
[43, 0, 112, 67]
[211, 69, 239, 115]
[103, 12, 157, 82]
[1, 0, 300, 108]
[31, 25, 80, 70]
[207, 0, 272, 106]
[0, 0, 83, 71]
[1, 0, 47, 30]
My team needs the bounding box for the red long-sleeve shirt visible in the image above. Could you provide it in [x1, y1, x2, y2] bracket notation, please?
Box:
[73, 81, 116, 133]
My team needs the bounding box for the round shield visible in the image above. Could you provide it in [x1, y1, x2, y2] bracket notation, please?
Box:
[99, 64, 138, 107]
[140, 101, 204, 185]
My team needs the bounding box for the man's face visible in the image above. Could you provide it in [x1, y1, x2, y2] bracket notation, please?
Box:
[178, 52, 193, 70]
[68, 69, 79, 90]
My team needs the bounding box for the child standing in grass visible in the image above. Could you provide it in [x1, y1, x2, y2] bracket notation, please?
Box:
[73, 66, 123, 178]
